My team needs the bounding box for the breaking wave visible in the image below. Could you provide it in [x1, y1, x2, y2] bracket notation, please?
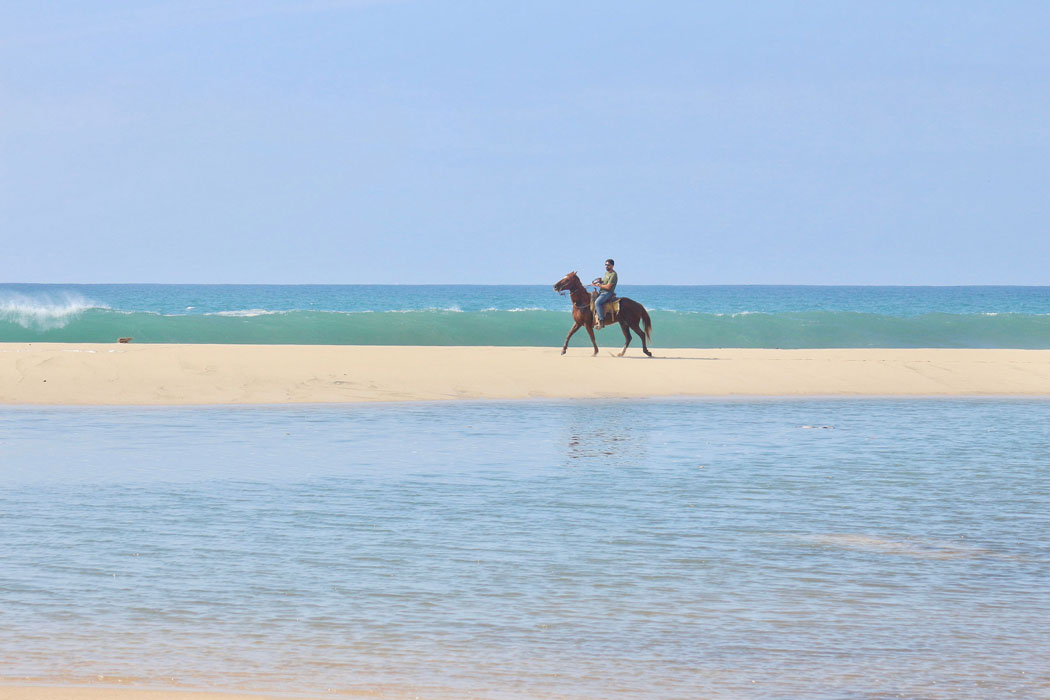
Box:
[0, 292, 109, 331]
[2, 307, 1050, 347]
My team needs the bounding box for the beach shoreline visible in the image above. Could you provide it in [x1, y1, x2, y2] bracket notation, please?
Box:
[3, 343, 1050, 405]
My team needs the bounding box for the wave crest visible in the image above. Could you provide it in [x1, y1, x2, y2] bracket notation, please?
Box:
[0, 292, 107, 330]
[206, 309, 286, 317]
[2, 307, 1050, 347]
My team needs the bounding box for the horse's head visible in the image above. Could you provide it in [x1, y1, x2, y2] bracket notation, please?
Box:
[553, 271, 579, 294]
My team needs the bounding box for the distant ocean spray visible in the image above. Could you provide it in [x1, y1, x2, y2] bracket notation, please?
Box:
[3, 284, 1050, 348]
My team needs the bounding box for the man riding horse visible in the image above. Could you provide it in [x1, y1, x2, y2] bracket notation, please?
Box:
[591, 258, 618, 329]
[553, 266, 652, 357]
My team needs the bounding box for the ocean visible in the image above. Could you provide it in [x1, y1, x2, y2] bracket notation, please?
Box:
[4, 284, 1050, 348]
[1, 399, 1048, 699]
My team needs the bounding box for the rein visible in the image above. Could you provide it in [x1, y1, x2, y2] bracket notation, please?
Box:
[565, 277, 592, 309]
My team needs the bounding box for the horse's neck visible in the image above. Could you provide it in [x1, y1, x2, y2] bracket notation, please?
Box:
[570, 284, 590, 307]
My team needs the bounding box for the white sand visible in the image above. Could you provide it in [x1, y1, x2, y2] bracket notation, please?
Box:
[3, 343, 1050, 405]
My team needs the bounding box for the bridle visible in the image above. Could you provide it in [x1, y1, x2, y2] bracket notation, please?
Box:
[556, 273, 591, 309]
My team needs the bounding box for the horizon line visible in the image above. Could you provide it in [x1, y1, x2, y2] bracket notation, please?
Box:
[3, 282, 1050, 288]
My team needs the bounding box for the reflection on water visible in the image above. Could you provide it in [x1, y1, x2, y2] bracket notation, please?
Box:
[1, 399, 1049, 700]
[563, 401, 650, 466]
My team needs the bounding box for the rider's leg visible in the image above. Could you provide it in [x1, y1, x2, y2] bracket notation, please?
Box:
[595, 291, 613, 325]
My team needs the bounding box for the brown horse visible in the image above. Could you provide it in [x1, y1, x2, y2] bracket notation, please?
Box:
[553, 271, 653, 357]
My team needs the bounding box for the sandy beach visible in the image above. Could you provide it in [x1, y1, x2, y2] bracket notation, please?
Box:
[3, 343, 1050, 405]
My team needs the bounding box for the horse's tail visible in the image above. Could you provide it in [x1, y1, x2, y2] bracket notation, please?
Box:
[639, 305, 652, 341]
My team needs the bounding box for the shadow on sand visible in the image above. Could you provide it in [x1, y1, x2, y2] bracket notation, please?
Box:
[609, 354, 723, 360]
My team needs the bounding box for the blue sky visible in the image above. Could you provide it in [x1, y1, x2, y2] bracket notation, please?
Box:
[2, 1, 1048, 284]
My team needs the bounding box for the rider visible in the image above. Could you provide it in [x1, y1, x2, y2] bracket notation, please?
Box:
[592, 258, 618, 328]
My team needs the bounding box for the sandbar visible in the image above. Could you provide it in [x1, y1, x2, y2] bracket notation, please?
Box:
[3, 343, 1050, 405]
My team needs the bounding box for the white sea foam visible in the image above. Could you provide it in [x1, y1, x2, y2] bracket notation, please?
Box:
[480, 306, 546, 312]
[386, 306, 464, 313]
[207, 309, 284, 317]
[196, 309, 380, 317]
[655, 309, 719, 315]
[0, 292, 107, 330]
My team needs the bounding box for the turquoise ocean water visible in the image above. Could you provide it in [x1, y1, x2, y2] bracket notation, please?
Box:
[1, 399, 1049, 699]
[4, 284, 1050, 347]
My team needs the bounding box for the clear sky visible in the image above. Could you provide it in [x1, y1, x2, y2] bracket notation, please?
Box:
[2, 1, 1048, 284]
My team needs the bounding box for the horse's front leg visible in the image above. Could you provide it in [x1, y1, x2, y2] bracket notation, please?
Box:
[585, 323, 599, 356]
[617, 321, 631, 356]
[561, 322, 581, 355]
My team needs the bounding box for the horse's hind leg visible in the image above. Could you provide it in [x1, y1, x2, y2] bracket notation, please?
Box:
[561, 322, 582, 355]
[617, 321, 632, 356]
[631, 321, 652, 357]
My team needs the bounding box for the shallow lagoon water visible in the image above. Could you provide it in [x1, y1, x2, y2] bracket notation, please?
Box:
[1, 399, 1049, 699]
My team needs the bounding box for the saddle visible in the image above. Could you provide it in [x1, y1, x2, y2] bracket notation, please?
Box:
[589, 296, 619, 325]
